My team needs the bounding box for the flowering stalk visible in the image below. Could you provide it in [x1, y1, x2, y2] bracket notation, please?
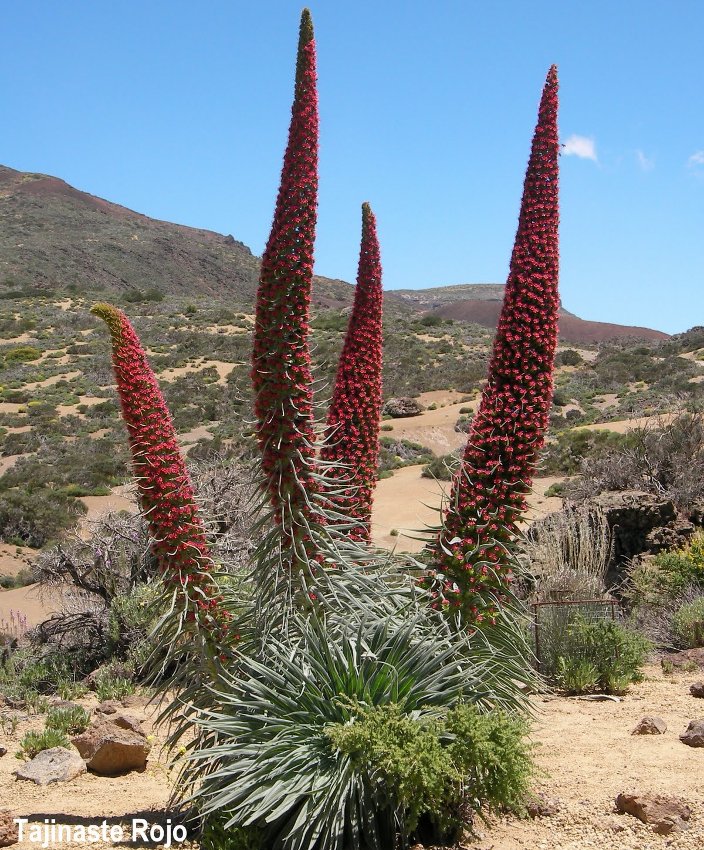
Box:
[91, 303, 231, 644]
[428, 66, 560, 623]
[251, 8, 319, 547]
[321, 202, 383, 541]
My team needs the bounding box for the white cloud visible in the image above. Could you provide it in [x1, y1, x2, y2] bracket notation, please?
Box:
[562, 134, 597, 161]
[636, 149, 654, 171]
[688, 150, 704, 168]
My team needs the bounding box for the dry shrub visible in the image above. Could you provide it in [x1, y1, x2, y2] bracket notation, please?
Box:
[569, 412, 704, 509]
[524, 504, 613, 601]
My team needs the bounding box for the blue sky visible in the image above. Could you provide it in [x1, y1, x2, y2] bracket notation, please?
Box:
[2, 0, 703, 333]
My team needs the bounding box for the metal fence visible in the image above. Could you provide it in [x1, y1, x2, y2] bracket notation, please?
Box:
[531, 598, 619, 675]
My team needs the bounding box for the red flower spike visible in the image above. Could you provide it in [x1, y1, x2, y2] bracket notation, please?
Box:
[321, 202, 383, 541]
[428, 66, 560, 622]
[251, 9, 320, 535]
[91, 303, 231, 641]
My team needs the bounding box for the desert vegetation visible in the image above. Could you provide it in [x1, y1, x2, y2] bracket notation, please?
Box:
[2, 9, 704, 850]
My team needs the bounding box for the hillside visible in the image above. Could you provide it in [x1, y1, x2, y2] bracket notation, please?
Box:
[391, 283, 669, 344]
[0, 164, 668, 343]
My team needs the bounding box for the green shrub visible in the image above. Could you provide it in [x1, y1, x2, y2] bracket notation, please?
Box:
[421, 454, 458, 481]
[377, 437, 433, 477]
[0, 488, 87, 548]
[327, 701, 532, 838]
[556, 657, 598, 695]
[672, 597, 704, 648]
[46, 705, 91, 735]
[3, 346, 41, 363]
[96, 674, 135, 702]
[18, 728, 71, 759]
[184, 611, 533, 850]
[57, 680, 89, 701]
[555, 617, 650, 695]
[419, 314, 443, 327]
[630, 533, 704, 606]
[555, 349, 583, 367]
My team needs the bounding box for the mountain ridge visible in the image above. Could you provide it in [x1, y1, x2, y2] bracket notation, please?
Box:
[0, 164, 668, 343]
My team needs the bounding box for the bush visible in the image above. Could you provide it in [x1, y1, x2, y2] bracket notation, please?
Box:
[540, 428, 631, 476]
[46, 705, 91, 735]
[2, 346, 41, 363]
[185, 611, 534, 850]
[326, 701, 532, 838]
[378, 437, 433, 476]
[421, 454, 458, 481]
[18, 728, 71, 759]
[555, 617, 650, 695]
[628, 532, 704, 606]
[96, 674, 135, 702]
[672, 597, 704, 648]
[0, 488, 87, 548]
[570, 413, 704, 509]
[555, 349, 583, 367]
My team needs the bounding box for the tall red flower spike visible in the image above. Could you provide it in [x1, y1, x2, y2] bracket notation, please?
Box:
[321, 202, 383, 541]
[251, 9, 319, 538]
[429, 66, 560, 624]
[91, 303, 231, 642]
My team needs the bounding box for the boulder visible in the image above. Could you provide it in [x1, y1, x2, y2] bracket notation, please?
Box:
[662, 648, 704, 672]
[13, 747, 86, 786]
[0, 811, 18, 847]
[72, 718, 150, 775]
[108, 713, 146, 737]
[382, 397, 423, 418]
[0, 746, 6, 758]
[690, 682, 704, 698]
[615, 792, 691, 834]
[680, 719, 704, 747]
[631, 716, 667, 735]
[586, 491, 678, 585]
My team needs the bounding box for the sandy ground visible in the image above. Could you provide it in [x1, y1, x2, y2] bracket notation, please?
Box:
[382, 395, 479, 457]
[158, 359, 237, 385]
[1, 666, 702, 849]
[469, 664, 704, 850]
[580, 413, 680, 435]
[0, 584, 63, 629]
[1, 694, 188, 850]
[79, 484, 137, 526]
[371, 466, 563, 552]
[0, 546, 34, 579]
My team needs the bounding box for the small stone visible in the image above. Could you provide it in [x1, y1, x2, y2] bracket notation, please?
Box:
[121, 693, 150, 710]
[690, 682, 704, 698]
[526, 792, 560, 818]
[680, 719, 704, 747]
[632, 716, 667, 735]
[13, 747, 86, 786]
[0, 746, 7, 758]
[95, 700, 122, 715]
[0, 810, 19, 847]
